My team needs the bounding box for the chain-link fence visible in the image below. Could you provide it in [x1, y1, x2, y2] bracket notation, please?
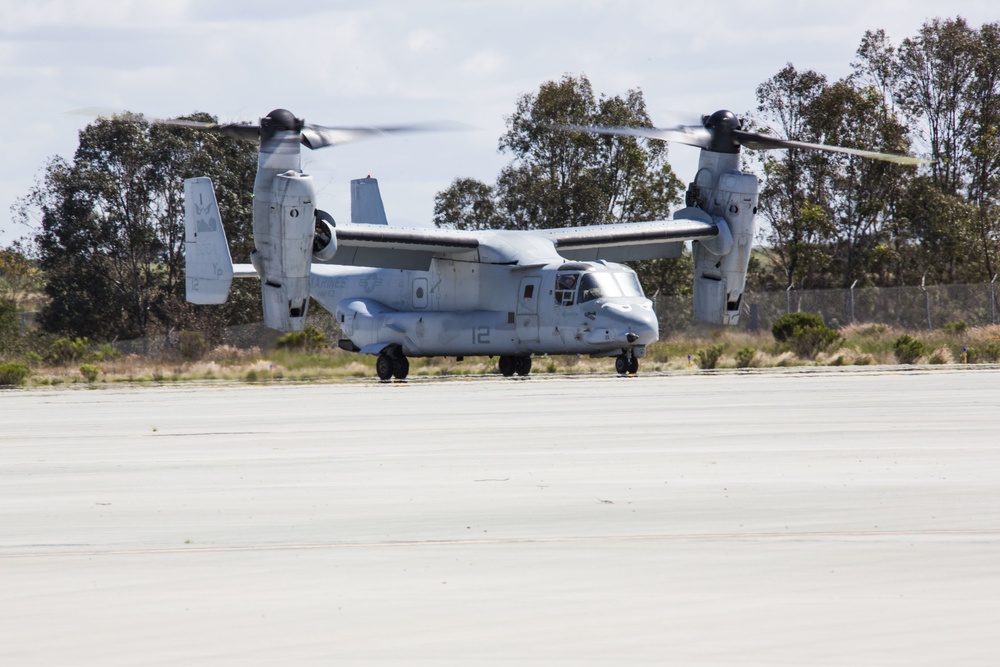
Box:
[655, 281, 1000, 336]
[103, 281, 1000, 355]
[109, 312, 346, 356]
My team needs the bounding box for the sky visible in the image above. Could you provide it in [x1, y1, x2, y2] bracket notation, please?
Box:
[1, 0, 997, 248]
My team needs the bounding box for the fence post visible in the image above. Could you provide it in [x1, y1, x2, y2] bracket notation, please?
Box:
[849, 279, 858, 324]
[992, 274, 997, 326]
[921, 276, 932, 331]
[786, 284, 793, 314]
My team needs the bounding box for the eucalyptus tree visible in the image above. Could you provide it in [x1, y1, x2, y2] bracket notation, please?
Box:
[752, 64, 835, 288]
[434, 74, 687, 293]
[19, 112, 257, 341]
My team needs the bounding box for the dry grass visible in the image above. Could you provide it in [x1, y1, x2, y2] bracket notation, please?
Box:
[10, 322, 1000, 388]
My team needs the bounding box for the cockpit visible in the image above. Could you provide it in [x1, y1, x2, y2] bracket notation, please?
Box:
[554, 263, 645, 306]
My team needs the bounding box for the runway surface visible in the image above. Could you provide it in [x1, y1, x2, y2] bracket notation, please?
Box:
[3, 368, 1000, 665]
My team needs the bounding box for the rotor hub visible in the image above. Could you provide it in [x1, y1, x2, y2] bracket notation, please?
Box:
[703, 110, 742, 154]
[261, 109, 303, 141]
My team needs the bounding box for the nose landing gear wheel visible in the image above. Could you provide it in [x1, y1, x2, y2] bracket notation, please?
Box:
[616, 353, 639, 376]
[615, 354, 628, 375]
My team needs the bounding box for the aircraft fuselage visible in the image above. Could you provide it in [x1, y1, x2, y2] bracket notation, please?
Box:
[309, 257, 658, 359]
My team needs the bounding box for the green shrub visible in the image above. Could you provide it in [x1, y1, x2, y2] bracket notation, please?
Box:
[177, 331, 209, 361]
[49, 337, 91, 364]
[928, 347, 953, 365]
[772, 312, 840, 358]
[893, 334, 925, 364]
[735, 346, 756, 368]
[942, 320, 968, 335]
[696, 344, 724, 369]
[981, 342, 1000, 363]
[772, 312, 824, 341]
[79, 363, 100, 383]
[92, 343, 121, 362]
[0, 362, 30, 386]
[275, 326, 327, 350]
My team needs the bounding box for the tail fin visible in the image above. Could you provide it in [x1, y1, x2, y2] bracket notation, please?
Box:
[185, 177, 235, 304]
[350, 177, 389, 225]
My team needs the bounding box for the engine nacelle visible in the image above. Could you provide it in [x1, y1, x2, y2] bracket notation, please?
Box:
[258, 171, 316, 332]
[690, 154, 758, 326]
[312, 209, 338, 262]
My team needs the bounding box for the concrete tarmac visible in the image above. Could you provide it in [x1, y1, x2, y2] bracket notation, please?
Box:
[2, 368, 1000, 665]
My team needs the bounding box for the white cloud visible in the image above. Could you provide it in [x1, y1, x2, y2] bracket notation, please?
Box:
[2, 0, 999, 243]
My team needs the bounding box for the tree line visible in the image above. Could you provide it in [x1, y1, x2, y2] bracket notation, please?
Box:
[2, 15, 996, 351]
[6, 112, 260, 351]
[752, 17, 1000, 290]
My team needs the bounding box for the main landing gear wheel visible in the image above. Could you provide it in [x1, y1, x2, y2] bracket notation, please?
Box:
[616, 353, 639, 376]
[515, 356, 532, 376]
[376, 351, 410, 381]
[392, 355, 410, 380]
[498, 355, 531, 377]
[376, 353, 394, 381]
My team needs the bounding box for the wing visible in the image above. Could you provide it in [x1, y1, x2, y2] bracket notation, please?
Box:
[321, 224, 481, 270]
[319, 210, 721, 270]
[536, 210, 719, 262]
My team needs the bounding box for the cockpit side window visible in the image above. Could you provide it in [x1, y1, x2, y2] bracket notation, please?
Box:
[555, 272, 579, 306]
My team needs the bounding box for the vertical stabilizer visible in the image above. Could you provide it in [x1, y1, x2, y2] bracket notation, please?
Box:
[185, 177, 234, 304]
[350, 177, 389, 225]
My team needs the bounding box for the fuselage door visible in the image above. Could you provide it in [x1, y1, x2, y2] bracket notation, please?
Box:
[516, 276, 541, 343]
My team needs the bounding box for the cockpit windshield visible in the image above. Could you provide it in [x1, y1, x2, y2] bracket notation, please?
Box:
[555, 267, 644, 306]
[614, 272, 644, 298]
[577, 272, 645, 303]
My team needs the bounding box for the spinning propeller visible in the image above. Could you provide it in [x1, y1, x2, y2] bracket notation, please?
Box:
[157, 108, 466, 150]
[558, 109, 930, 165]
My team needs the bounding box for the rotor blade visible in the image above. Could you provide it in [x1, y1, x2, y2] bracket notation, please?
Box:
[156, 118, 259, 141]
[733, 129, 930, 165]
[553, 123, 712, 150]
[301, 120, 471, 150]
[65, 106, 122, 119]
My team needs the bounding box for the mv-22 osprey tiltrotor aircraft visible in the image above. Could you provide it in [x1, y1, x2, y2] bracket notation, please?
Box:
[182, 108, 923, 379]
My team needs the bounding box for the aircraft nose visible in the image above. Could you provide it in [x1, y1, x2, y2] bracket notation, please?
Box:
[585, 302, 659, 346]
[622, 304, 658, 344]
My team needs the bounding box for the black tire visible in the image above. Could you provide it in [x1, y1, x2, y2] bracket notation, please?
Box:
[627, 354, 639, 375]
[515, 356, 532, 376]
[498, 356, 516, 377]
[375, 353, 394, 381]
[392, 355, 410, 380]
[615, 354, 629, 375]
